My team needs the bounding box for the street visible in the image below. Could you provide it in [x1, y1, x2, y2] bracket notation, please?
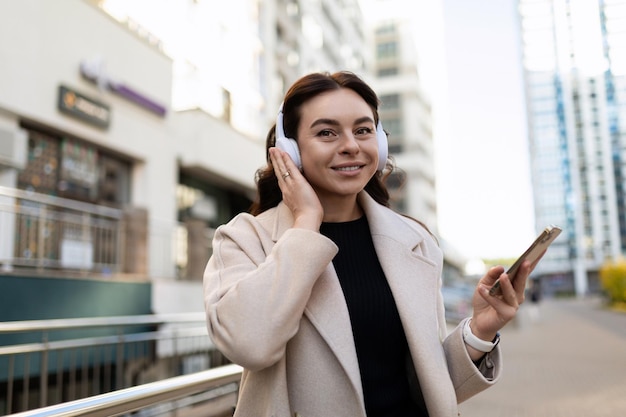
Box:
[457, 297, 626, 417]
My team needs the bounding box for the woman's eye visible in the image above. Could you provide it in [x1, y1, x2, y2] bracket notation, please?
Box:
[356, 127, 374, 135]
[317, 130, 335, 137]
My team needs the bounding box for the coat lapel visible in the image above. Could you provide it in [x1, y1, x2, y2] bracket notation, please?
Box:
[361, 194, 455, 416]
[305, 267, 364, 400]
[359, 193, 443, 357]
[271, 202, 364, 402]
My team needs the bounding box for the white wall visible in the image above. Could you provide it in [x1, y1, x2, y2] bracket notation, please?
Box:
[0, 0, 175, 217]
[173, 110, 265, 191]
[0, 0, 263, 291]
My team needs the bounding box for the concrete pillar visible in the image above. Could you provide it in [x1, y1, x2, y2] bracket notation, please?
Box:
[185, 218, 210, 281]
[123, 207, 148, 275]
[574, 257, 589, 297]
[0, 169, 18, 271]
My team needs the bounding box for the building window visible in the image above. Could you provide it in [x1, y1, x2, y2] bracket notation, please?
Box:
[377, 67, 398, 77]
[376, 41, 398, 59]
[376, 23, 396, 36]
[97, 155, 130, 206]
[18, 125, 131, 207]
[380, 94, 400, 110]
[18, 130, 60, 195]
[383, 118, 403, 138]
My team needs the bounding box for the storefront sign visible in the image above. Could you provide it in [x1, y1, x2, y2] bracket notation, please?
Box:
[58, 85, 111, 128]
[80, 57, 167, 117]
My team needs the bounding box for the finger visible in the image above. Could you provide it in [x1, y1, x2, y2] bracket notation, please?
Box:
[481, 266, 505, 286]
[270, 148, 291, 182]
[503, 278, 520, 306]
[496, 272, 523, 307]
[280, 148, 301, 173]
[478, 283, 514, 316]
[478, 288, 518, 328]
[272, 147, 302, 181]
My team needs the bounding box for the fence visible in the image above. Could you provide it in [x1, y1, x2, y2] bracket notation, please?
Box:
[0, 186, 214, 280]
[0, 313, 230, 415]
[0, 186, 124, 274]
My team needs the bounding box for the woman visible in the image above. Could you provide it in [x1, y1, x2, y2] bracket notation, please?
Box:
[204, 71, 533, 417]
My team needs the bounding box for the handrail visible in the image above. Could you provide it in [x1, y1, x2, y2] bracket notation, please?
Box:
[4, 363, 243, 417]
[0, 312, 206, 333]
[0, 186, 123, 219]
[0, 326, 210, 356]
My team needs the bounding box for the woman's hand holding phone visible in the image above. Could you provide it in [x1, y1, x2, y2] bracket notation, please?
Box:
[465, 261, 531, 359]
[269, 147, 323, 231]
[464, 225, 561, 360]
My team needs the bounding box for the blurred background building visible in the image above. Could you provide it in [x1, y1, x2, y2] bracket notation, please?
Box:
[364, 1, 468, 282]
[519, 0, 626, 296]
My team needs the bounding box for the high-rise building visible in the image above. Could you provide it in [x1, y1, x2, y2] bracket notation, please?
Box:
[518, 0, 626, 295]
[364, 1, 468, 279]
[262, 0, 369, 118]
[365, 0, 441, 233]
[370, 19, 437, 233]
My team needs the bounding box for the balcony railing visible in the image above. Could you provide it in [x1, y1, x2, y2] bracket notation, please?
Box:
[0, 186, 124, 275]
[0, 186, 214, 280]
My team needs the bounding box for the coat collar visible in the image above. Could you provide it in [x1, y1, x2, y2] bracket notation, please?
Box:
[269, 191, 441, 404]
[270, 191, 430, 246]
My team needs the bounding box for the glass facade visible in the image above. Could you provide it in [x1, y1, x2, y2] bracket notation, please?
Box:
[519, 0, 626, 295]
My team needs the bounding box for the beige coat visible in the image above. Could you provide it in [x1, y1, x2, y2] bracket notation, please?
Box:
[204, 192, 501, 417]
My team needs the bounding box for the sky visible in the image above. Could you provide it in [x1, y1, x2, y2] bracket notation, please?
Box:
[434, 0, 536, 261]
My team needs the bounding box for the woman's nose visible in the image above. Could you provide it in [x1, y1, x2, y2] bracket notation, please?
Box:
[339, 132, 359, 153]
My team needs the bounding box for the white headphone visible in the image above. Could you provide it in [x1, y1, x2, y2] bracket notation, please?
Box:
[275, 103, 388, 171]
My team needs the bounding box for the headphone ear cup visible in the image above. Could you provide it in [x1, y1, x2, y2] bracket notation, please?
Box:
[275, 107, 302, 168]
[275, 136, 302, 168]
[376, 121, 388, 171]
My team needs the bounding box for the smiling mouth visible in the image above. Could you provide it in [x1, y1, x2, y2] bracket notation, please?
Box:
[333, 165, 363, 172]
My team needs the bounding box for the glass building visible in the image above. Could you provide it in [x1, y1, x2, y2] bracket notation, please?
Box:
[518, 0, 626, 296]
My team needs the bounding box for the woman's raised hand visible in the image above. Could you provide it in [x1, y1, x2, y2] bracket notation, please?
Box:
[269, 147, 324, 231]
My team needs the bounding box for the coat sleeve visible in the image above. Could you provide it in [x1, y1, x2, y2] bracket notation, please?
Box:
[442, 317, 502, 403]
[203, 213, 338, 371]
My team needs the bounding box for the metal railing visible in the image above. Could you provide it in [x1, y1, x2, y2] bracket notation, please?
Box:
[0, 186, 214, 280]
[5, 364, 242, 417]
[0, 313, 231, 415]
[0, 186, 124, 274]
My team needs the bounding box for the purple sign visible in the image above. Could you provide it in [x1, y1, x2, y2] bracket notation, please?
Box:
[80, 58, 167, 117]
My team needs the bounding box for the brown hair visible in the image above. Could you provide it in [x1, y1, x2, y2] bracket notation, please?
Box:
[249, 71, 393, 216]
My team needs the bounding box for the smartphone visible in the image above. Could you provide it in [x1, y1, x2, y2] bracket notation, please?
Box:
[488, 225, 562, 296]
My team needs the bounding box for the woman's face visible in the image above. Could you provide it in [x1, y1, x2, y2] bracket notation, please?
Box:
[296, 88, 379, 203]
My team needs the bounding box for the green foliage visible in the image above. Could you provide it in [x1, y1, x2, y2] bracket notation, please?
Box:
[599, 258, 626, 305]
[483, 257, 517, 270]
